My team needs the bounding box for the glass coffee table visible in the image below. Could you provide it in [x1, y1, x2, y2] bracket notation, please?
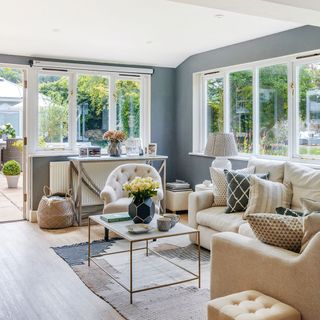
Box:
[88, 214, 201, 303]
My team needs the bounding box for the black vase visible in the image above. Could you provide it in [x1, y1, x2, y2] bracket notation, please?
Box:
[128, 197, 155, 224]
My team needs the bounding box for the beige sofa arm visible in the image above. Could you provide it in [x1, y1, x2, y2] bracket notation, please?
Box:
[100, 185, 117, 204]
[211, 232, 320, 320]
[188, 191, 214, 229]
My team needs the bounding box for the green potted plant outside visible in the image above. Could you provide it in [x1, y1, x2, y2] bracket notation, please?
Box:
[2, 160, 21, 188]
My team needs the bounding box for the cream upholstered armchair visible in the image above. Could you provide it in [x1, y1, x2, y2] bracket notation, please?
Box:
[100, 163, 163, 214]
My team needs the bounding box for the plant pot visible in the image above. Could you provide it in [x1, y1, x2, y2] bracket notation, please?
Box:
[108, 141, 121, 157]
[129, 197, 155, 224]
[5, 175, 20, 188]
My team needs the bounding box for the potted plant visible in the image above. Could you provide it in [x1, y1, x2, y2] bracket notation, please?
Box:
[2, 160, 21, 188]
[103, 130, 126, 157]
[0, 123, 16, 140]
[123, 177, 160, 224]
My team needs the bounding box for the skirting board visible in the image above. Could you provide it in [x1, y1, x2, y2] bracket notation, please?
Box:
[30, 210, 38, 223]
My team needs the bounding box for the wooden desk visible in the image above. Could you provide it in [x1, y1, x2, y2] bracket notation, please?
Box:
[68, 155, 168, 225]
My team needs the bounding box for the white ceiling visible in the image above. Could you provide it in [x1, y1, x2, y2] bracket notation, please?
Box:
[266, 0, 320, 12]
[0, 0, 302, 67]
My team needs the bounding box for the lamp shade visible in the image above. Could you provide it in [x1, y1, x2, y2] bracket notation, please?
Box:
[204, 133, 238, 157]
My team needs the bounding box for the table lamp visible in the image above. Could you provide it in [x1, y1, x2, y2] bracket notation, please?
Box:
[204, 133, 238, 170]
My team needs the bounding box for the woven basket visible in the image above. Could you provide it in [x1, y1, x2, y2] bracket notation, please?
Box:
[37, 186, 75, 229]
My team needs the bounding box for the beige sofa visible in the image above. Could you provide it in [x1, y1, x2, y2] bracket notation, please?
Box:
[188, 158, 320, 319]
[188, 158, 320, 249]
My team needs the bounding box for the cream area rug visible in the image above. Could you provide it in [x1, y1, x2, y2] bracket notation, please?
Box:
[53, 237, 211, 320]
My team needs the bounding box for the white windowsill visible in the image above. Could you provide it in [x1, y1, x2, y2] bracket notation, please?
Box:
[188, 152, 320, 169]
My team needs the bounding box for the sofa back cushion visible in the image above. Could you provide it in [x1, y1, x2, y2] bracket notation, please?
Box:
[247, 157, 285, 182]
[284, 162, 320, 211]
[244, 176, 292, 218]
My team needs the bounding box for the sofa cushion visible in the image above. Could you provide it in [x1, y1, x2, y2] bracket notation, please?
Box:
[225, 171, 269, 213]
[238, 223, 256, 238]
[248, 157, 285, 182]
[247, 213, 303, 253]
[244, 176, 292, 218]
[275, 207, 305, 217]
[301, 212, 320, 252]
[284, 162, 320, 211]
[210, 166, 255, 206]
[196, 206, 245, 233]
[300, 198, 320, 213]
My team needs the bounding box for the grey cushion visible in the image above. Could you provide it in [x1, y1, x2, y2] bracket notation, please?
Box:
[225, 170, 269, 213]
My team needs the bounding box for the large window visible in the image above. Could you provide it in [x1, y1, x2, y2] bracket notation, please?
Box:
[115, 79, 140, 138]
[76, 74, 109, 148]
[297, 62, 320, 159]
[205, 77, 224, 135]
[31, 65, 151, 153]
[230, 70, 253, 153]
[38, 73, 70, 149]
[259, 64, 288, 156]
[194, 53, 320, 162]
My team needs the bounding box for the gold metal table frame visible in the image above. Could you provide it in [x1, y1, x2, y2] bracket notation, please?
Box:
[88, 216, 201, 304]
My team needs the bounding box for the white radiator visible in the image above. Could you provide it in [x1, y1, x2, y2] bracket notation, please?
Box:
[49, 161, 70, 194]
[49, 160, 145, 206]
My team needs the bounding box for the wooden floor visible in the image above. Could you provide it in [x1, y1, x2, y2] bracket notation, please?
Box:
[0, 221, 124, 320]
[0, 213, 188, 320]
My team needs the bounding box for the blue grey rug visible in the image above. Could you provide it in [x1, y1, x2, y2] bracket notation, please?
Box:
[52, 239, 210, 320]
[52, 239, 118, 266]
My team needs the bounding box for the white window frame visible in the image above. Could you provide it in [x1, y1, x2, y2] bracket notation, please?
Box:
[28, 64, 152, 154]
[193, 49, 320, 165]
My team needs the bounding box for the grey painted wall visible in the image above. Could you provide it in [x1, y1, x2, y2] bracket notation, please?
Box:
[175, 25, 320, 187]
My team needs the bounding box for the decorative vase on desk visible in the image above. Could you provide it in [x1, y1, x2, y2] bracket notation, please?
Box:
[103, 130, 126, 157]
[108, 141, 121, 157]
[123, 177, 160, 224]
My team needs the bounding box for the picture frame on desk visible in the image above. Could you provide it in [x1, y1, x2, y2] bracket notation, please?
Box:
[147, 143, 157, 156]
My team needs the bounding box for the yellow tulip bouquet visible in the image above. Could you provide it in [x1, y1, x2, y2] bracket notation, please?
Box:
[123, 177, 160, 201]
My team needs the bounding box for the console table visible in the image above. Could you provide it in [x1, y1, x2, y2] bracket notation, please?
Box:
[68, 155, 168, 225]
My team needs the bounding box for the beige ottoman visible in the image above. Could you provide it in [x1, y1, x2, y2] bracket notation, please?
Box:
[208, 290, 300, 320]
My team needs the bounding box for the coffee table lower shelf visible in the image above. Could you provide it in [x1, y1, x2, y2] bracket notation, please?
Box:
[88, 217, 201, 304]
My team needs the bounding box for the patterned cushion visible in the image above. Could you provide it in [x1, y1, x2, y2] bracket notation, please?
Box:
[244, 176, 292, 218]
[276, 207, 305, 217]
[210, 166, 254, 206]
[225, 171, 268, 213]
[247, 213, 303, 253]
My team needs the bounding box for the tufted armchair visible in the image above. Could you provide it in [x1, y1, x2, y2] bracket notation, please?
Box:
[100, 163, 163, 214]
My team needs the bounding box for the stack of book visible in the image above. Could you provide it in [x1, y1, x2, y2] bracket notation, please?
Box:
[166, 180, 192, 192]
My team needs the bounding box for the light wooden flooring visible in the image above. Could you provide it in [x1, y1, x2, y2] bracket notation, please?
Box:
[0, 213, 189, 320]
[0, 221, 124, 320]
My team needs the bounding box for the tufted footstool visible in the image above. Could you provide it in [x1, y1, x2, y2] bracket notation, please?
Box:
[207, 290, 301, 320]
